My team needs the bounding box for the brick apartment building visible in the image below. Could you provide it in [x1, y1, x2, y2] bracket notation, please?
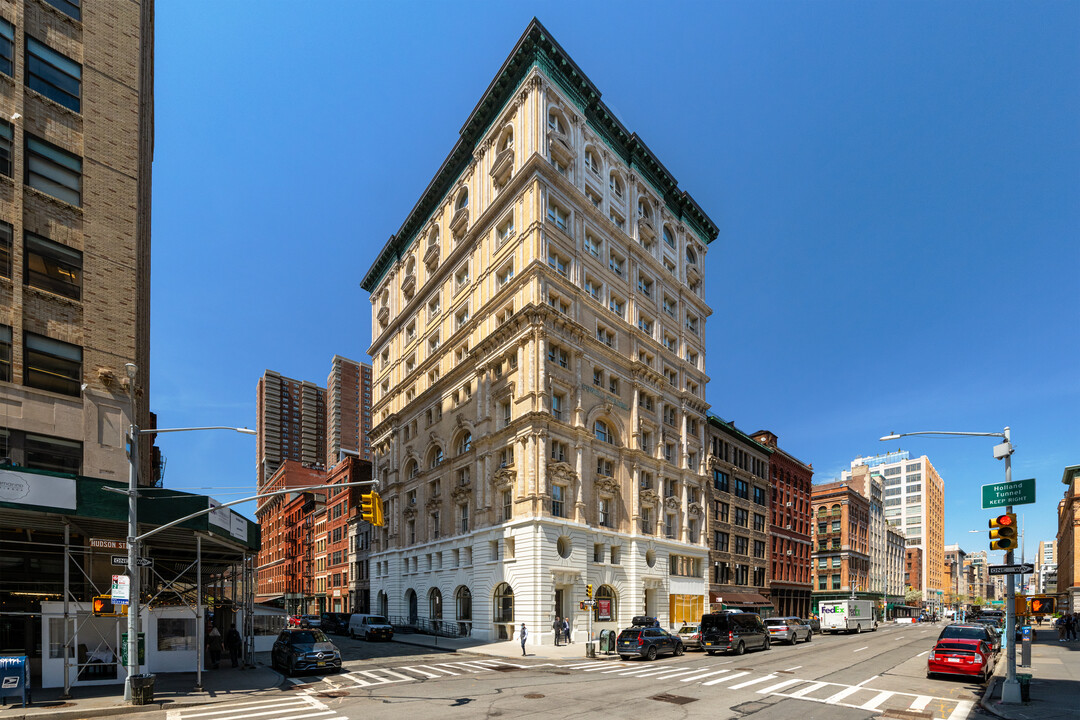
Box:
[321, 455, 371, 613]
[752, 430, 813, 618]
[256, 370, 327, 487]
[706, 418, 773, 614]
[327, 355, 373, 466]
[905, 548, 923, 594]
[811, 481, 871, 611]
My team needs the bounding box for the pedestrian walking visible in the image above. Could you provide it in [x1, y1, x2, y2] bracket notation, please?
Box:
[552, 616, 561, 646]
[1055, 615, 1066, 642]
[1068, 613, 1077, 641]
[562, 617, 571, 644]
[225, 625, 242, 668]
[520, 623, 528, 655]
[207, 626, 223, 669]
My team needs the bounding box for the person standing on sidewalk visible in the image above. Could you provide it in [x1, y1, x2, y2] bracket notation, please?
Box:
[563, 617, 571, 644]
[520, 623, 528, 655]
[225, 625, 243, 668]
[552, 616, 562, 646]
[1068, 613, 1077, 641]
[207, 626, 223, 669]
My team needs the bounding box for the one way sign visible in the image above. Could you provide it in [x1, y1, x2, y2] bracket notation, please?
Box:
[988, 563, 1033, 576]
[111, 556, 153, 568]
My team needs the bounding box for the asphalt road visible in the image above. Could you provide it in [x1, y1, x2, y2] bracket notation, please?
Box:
[153, 622, 992, 720]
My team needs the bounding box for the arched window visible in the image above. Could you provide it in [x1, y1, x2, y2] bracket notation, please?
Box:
[455, 586, 472, 621]
[500, 128, 513, 151]
[638, 199, 651, 219]
[493, 583, 514, 623]
[457, 431, 472, 455]
[405, 589, 418, 624]
[585, 148, 600, 174]
[428, 227, 439, 248]
[429, 446, 444, 469]
[663, 225, 675, 248]
[594, 585, 617, 622]
[547, 110, 566, 135]
[429, 587, 443, 620]
[405, 459, 419, 479]
[817, 506, 827, 517]
[686, 246, 697, 264]
[609, 173, 624, 199]
[405, 256, 416, 276]
[831, 503, 841, 515]
[456, 189, 469, 210]
[594, 419, 613, 444]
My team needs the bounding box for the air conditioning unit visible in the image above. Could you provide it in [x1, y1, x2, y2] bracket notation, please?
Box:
[786, 502, 792, 507]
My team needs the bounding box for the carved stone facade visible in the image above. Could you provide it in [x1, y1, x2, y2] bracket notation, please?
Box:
[360, 20, 716, 644]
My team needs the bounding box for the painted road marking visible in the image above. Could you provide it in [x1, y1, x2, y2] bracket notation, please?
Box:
[860, 690, 894, 710]
[947, 700, 974, 720]
[789, 682, 829, 698]
[853, 646, 869, 653]
[910, 696, 934, 710]
[729, 673, 777, 690]
[681, 668, 733, 682]
[703, 671, 750, 686]
[822, 686, 864, 704]
[757, 679, 802, 694]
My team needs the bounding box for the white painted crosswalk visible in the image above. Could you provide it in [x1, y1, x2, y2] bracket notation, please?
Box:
[286, 659, 528, 691]
[165, 694, 346, 720]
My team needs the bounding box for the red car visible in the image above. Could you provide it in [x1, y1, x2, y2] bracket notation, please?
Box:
[927, 637, 994, 681]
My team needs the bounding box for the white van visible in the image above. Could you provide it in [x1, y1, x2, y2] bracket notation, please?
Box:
[348, 614, 394, 641]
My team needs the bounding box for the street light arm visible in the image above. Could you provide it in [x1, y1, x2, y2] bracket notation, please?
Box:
[136, 426, 256, 435]
[879, 430, 1006, 441]
[133, 479, 376, 543]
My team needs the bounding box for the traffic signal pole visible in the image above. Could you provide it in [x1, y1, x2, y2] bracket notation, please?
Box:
[1001, 427, 1021, 704]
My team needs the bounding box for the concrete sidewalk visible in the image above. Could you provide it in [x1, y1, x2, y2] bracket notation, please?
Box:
[0, 656, 286, 720]
[979, 634, 1080, 720]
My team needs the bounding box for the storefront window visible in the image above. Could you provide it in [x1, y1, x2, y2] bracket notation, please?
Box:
[157, 618, 196, 650]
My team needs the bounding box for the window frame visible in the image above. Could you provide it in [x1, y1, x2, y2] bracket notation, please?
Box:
[24, 332, 81, 396]
[26, 135, 82, 206]
[26, 36, 82, 113]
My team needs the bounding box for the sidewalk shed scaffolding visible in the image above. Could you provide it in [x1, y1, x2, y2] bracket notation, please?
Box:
[0, 465, 260, 691]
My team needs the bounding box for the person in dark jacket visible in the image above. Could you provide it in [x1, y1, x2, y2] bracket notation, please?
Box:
[207, 626, 223, 669]
[225, 626, 243, 668]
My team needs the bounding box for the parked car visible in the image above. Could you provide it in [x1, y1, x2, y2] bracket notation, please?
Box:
[320, 612, 352, 635]
[617, 616, 684, 660]
[348, 614, 395, 641]
[676, 624, 702, 650]
[270, 628, 342, 676]
[804, 616, 821, 633]
[927, 636, 995, 681]
[299, 614, 322, 629]
[700, 612, 770, 656]
[937, 623, 1001, 656]
[764, 616, 813, 645]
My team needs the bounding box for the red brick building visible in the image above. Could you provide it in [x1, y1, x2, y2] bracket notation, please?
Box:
[255, 460, 326, 613]
[811, 481, 871, 609]
[752, 431, 813, 618]
[321, 456, 370, 613]
[905, 548, 923, 593]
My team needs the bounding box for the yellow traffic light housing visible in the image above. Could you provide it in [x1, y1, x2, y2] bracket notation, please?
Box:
[988, 513, 1017, 550]
[361, 491, 385, 527]
[586, 584, 593, 600]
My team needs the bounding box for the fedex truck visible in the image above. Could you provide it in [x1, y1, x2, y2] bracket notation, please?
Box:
[819, 600, 876, 634]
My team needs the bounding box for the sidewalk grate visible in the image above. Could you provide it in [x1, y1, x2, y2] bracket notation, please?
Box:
[651, 693, 697, 705]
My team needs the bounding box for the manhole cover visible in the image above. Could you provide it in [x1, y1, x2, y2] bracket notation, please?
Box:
[651, 694, 697, 706]
[317, 691, 350, 698]
[524, 693, 545, 699]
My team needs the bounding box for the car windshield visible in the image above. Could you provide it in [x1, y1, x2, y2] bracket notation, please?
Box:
[619, 629, 640, 638]
[289, 630, 329, 644]
[678, 626, 698, 633]
[367, 616, 388, 624]
[764, 618, 787, 626]
[940, 626, 987, 641]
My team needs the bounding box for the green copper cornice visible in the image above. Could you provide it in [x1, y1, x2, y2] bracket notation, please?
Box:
[362, 18, 719, 293]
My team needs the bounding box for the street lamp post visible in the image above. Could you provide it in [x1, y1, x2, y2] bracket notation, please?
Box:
[880, 427, 1021, 704]
[122, 363, 258, 703]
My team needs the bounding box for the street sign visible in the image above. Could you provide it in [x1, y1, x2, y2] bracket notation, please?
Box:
[91, 538, 129, 550]
[988, 563, 1034, 576]
[111, 555, 153, 567]
[981, 478, 1036, 509]
[111, 574, 130, 602]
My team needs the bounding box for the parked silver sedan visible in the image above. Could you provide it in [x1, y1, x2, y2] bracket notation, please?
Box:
[764, 616, 812, 645]
[676, 624, 702, 650]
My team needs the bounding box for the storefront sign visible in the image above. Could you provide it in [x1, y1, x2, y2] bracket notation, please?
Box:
[0, 469, 76, 510]
[111, 574, 130, 603]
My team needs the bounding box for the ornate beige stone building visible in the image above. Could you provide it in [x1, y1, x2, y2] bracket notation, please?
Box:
[360, 20, 717, 644]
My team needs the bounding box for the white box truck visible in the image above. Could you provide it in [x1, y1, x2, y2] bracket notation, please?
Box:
[819, 600, 876, 634]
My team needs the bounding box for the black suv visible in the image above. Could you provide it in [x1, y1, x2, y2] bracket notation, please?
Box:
[270, 628, 342, 676]
[700, 611, 770, 655]
[320, 612, 351, 635]
[617, 616, 685, 660]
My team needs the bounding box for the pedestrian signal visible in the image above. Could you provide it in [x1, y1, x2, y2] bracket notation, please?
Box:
[361, 491, 385, 527]
[586, 584, 593, 600]
[92, 595, 126, 617]
[988, 513, 1017, 550]
[1029, 597, 1055, 614]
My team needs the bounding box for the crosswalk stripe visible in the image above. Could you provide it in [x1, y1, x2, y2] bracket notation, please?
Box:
[757, 679, 802, 694]
[180, 699, 310, 716]
[681, 668, 732, 682]
[413, 664, 459, 675]
[789, 682, 829, 698]
[454, 662, 495, 671]
[180, 700, 313, 718]
[703, 671, 749, 686]
[822, 685, 864, 704]
[378, 669, 413, 681]
[399, 665, 441, 678]
[729, 674, 777, 690]
[860, 691, 894, 710]
[439, 663, 479, 673]
[648, 668, 706, 679]
[910, 696, 934, 711]
[338, 673, 374, 687]
[601, 665, 665, 675]
[565, 662, 602, 669]
[429, 664, 462, 675]
[947, 700, 974, 720]
[285, 712, 339, 720]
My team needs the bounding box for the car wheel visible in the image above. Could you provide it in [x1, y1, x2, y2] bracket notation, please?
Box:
[646, 646, 658, 661]
[805, 631, 813, 643]
[856, 624, 863, 634]
[366, 632, 372, 641]
[674, 643, 684, 656]
[734, 641, 746, 656]
[763, 637, 771, 651]
[789, 635, 797, 645]
[286, 658, 296, 677]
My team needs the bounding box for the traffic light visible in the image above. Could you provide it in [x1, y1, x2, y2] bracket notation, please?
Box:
[361, 491, 385, 527]
[1029, 597, 1056, 614]
[586, 584, 593, 600]
[92, 595, 126, 617]
[988, 513, 1017, 550]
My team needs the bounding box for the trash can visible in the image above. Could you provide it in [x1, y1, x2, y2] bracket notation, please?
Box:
[130, 674, 155, 705]
[1017, 674, 1031, 702]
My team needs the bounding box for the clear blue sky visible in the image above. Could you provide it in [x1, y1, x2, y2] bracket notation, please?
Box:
[151, 1, 1078, 561]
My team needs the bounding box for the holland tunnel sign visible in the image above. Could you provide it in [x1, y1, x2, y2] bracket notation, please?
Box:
[981, 478, 1036, 509]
